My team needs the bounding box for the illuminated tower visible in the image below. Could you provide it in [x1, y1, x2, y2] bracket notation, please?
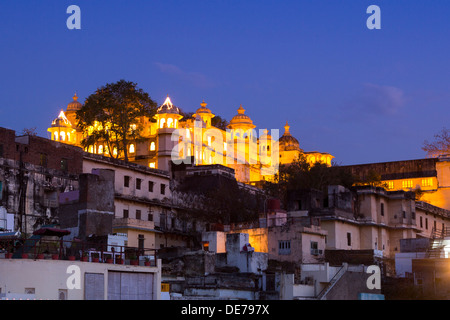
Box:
[47, 110, 76, 144]
[47, 93, 83, 146]
[227, 105, 257, 182]
[195, 100, 215, 128]
[154, 96, 183, 171]
[279, 121, 302, 164]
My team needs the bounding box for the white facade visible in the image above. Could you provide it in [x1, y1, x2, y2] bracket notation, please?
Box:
[0, 258, 161, 300]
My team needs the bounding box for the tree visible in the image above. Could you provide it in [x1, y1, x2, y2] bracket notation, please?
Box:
[21, 127, 37, 136]
[76, 80, 157, 161]
[263, 154, 356, 208]
[211, 115, 229, 131]
[423, 127, 450, 157]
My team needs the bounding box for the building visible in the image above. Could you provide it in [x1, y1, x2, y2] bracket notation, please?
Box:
[289, 185, 450, 276]
[343, 156, 450, 211]
[0, 127, 83, 235]
[47, 94, 333, 185]
[82, 152, 198, 251]
[0, 255, 162, 300]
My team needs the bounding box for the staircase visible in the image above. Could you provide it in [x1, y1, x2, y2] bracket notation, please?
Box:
[316, 265, 347, 300]
[426, 227, 450, 258]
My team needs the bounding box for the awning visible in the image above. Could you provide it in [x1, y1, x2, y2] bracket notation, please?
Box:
[0, 231, 21, 240]
[33, 227, 71, 237]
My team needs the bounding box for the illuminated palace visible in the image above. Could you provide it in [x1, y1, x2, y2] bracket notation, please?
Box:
[48, 94, 333, 184]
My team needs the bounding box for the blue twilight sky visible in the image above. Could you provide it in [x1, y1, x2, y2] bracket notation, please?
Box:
[0, 0, 449, 165]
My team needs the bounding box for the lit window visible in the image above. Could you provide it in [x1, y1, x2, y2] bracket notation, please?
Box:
[53, 132, 58, 141]
[422, 178, 433, 187]
[224, 142, 227, 152]
[129, 144, 135, 153]
[150, 142, 156, 151]
[402, 180, 414, 189]
[174, 119, 178, 128]
[167, 118, 173, 128]
[113, 147, 118, 156]
[160, 118, 166, 128]
[149, 162, 156, 168]
[60, 131, 66, 141]
[387, 181, 394, 189]
[67, 132, 71, 142]
[98, 145, 103, 154]
[88, 145, 94, 153]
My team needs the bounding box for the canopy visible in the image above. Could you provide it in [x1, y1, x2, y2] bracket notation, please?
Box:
[33, 227, 71, 237]
[0, 231, 21, 240]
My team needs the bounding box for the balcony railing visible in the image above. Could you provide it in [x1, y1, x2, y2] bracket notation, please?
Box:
[0, 237, 158, 267]
[113, 217, 155, 230]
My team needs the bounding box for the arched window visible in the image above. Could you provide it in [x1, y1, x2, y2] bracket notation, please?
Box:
[60, 131, 66, 141]
[98, 145, 103, 154]
[160, 118, 166, 128]
[53, 132, 58, 141]
[150, 142, 156, 151]
[67, 132, 71, 142]
[129, 144, 135, 153]
[167, 118, 174, 128]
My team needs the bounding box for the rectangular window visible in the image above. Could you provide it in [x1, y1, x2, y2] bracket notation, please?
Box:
[347, 232, 352, 246]
[420, 216, 423, 228]
[387, 181, 394, 189]
[40, 153, 48, 168]
[310, 241, 319, 255]
[402, 180, 414, 189]
[412, 211, 416, 220]
[148, 213, 153, 222]
[124, 176, 130, 188]
[60, 158, 68, 172]
[136, 178, 142, 190]
[136, 209, 141, 220]
[278, 240, 291, 255]
[123, 209, 129, 219]
[425, 218, 428, 230]
[403, 210, 406, 219]
[148, 181, 154, 192]
[138, 234, 144, 251]
[161, 183, 166, 195]
[380, 203, 384, 216]
[422, 178, 433, 188]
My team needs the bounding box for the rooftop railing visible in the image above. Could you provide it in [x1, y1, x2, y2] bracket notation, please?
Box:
[0, 237, 158, 267]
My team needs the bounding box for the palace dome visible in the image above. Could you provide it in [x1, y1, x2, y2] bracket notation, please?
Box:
[228, 105, 255, 129]
[279, 121, 301, 151]
[196, 100, 213, 116]
[66, 93, 82, 112]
